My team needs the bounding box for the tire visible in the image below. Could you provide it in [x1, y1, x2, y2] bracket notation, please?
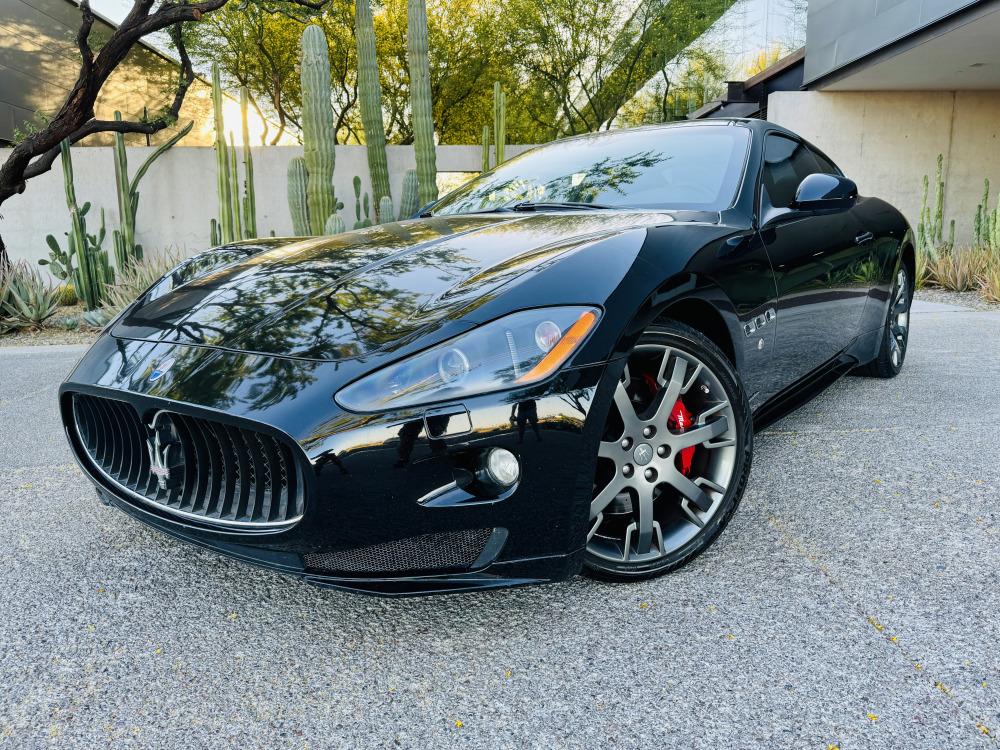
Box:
[856, 263, 912, 379]
[583, 321, 753, 582]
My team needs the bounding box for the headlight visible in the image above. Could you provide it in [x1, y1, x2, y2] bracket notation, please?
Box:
[335, 306, 601, 412]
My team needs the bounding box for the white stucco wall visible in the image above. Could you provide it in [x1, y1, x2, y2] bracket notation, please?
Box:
[768, 90, 1000, 246]
[0, 143, 535, 270]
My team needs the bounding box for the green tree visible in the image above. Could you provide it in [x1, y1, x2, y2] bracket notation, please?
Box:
[615, 46, 728, 127]
[188, 0, 361, 144]
[500, 0, 731, 139]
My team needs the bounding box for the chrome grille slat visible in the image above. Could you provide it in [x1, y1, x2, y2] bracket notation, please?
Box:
[71, 393, 304, 529]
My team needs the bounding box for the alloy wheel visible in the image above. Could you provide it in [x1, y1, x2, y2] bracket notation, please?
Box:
[889, 267, 910, 369]
[588, 344, 740, 564]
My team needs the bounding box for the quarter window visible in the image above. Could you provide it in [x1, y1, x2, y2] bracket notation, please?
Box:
[760, 134, 831, 210]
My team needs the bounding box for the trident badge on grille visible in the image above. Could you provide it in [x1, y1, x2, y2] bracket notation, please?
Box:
[147, 411, 182, 491]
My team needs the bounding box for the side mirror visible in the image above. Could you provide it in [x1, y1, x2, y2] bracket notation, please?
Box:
[792, 173, 857, 212]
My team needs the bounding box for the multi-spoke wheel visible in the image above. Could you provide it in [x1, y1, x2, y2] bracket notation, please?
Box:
[584, 321, 753, 580]
[857, 262, 912, 378]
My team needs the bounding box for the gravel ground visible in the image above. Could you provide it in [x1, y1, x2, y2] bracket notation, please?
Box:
[1, 299, 998, 749]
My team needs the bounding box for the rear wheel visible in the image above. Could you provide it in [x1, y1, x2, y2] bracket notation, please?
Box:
[584, 322, 753, 581]
[857, 264, 911, 378]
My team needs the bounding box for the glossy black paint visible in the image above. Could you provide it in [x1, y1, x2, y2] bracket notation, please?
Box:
[793, 173, 858, 211]
[59, 119, 912, 595]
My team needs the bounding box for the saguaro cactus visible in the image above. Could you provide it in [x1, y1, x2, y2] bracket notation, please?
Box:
[287, 157, 310, 236]
[493, 81, 506, 165]
[399, 169, 420, 219]
[481, 125, 490, 173]
[407, 0, 438, 206]
[300, 24, 338, 235]
[355, 0, 391, 215]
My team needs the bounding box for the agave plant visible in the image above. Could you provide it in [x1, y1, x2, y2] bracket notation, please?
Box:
[979, 259, 1000, 304]
[0, 261, 61, 331]
[926, 247, 989, 292]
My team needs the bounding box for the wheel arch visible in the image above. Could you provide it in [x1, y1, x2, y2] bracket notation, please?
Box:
[900, 237, 916, 292]
[653, 296, 737, 367]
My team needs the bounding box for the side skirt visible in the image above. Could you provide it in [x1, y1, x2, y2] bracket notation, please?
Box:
[751, 351, 859, 432]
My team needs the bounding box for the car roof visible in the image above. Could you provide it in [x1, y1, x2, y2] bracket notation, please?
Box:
[548, 117, 801, 146]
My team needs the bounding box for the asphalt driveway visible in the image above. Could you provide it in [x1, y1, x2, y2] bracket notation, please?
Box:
[1, 296, 998, 749]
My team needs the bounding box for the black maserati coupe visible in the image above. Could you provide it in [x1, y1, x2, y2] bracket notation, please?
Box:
[60, 119, 913, 595]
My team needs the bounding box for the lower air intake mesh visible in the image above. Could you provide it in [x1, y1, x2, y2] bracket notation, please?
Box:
[305, 529, 494, 574]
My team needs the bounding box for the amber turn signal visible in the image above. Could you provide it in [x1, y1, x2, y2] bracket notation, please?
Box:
[517, 310, 599, 384]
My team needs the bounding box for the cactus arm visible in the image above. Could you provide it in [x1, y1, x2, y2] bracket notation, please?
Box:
[129, 120, 194, 191]
[407, 0, 438, 206]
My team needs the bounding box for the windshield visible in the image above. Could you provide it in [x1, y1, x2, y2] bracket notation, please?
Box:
[431, 125, 751, 216]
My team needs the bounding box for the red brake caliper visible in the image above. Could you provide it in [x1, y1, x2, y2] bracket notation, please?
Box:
[642, 373, 696, 476]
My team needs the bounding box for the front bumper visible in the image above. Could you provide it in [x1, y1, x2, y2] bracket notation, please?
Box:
[62, 335, 611, 596]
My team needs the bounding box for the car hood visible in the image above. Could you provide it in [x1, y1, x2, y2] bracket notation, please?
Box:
[114, 211, 684, 362]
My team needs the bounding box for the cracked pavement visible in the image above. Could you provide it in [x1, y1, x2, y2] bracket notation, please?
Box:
[1, 295, 998, 749]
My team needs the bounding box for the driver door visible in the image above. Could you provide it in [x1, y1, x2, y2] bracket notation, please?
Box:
[756, 133, 870, 393]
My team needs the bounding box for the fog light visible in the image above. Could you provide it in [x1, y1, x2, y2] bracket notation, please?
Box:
[484, 448, 520, 488]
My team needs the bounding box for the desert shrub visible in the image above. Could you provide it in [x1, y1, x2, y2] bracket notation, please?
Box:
[99, 248, 183, 318]
[0, 261, 61, 331]
[979, 254, 1000, 304]
[926, 247, 989, 292]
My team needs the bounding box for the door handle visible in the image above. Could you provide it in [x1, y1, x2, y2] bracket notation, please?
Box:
[854, 231, 874, 245]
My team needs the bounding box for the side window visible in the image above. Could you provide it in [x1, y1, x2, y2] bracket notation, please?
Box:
[760, 134, 823, 210]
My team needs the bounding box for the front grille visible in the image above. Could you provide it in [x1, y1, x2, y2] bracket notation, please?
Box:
[304, 529, 494, 575]
[71, 393, 305, 528]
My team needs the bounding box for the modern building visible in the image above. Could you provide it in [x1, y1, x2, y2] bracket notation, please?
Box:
[696, 0, 1000, 245]
[0, 0, 283, 147]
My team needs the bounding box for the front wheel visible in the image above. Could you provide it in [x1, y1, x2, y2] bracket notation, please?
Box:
[584, 321, 753, 581]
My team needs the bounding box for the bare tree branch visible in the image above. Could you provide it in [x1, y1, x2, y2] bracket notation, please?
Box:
[0, 0, 328, 209]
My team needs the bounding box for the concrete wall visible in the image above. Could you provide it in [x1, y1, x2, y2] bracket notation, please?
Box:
[768, 90, 1000, 246]
[0, 143, 534, 270]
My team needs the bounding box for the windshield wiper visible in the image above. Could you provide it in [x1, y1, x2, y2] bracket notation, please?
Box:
[510, 201, 614, 212]
[422, 201, 614, 218]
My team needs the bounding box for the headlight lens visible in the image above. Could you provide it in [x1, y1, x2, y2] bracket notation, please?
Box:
[335, 306, 601, 412]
